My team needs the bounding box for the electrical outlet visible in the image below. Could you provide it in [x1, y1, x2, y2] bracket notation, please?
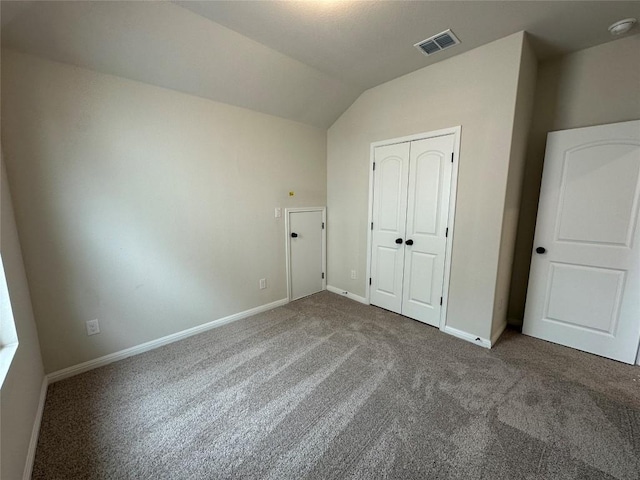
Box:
[86, 319, 100, 336]
[259, 278, 267, 289]
[350, 270, 357, 279]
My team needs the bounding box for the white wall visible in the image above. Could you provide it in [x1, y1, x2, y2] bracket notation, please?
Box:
[327, 32, 529, 341]
[508, 33, 640, 326]
[1, 156, 45, 480]
[1, 50, 327, 373]
[490, 35, 538, 340]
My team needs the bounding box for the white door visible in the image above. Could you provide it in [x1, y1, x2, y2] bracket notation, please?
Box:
[288, 209, 325, 301]
[370, 134, 454, 326]
[370, 142, 410, 313]
[402, 136, 454, 326]
[523, 120, 640, 364]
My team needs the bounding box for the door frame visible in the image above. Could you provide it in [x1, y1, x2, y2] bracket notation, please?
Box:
[365, 126, 461, 330]
[285, 207, 327, 302]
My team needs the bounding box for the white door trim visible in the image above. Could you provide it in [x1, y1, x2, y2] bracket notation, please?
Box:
[366, 126, 461, 330]
[285, 207, 327, 301]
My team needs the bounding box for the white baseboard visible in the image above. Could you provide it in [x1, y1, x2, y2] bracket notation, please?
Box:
[47, 298, 289, 384]
[326, 285, 368, 305]
[491, 321, 507, 346]
[23, 376, 48, 480]
[443, 325, 492, 349]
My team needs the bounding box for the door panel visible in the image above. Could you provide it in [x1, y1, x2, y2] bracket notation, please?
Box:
[556, 142, 640, 246]
[402, 135, 454, 326]
[375, 247, 400, 295]
[289, 210, 323, 301]
[523, 120, 640, 364]
[545, 263, 625, 334]
[405, 251, 436, 307]
[378, 157, 406, 232]
[411, 152, 441, 235]
[370, 142, 410, 313]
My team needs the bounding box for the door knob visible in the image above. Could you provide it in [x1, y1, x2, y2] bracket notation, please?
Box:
[405, 239, 414, 246]
[395, 238, 403, 244]
[535, 246, 546, 254]
[291, 232, 298, 238]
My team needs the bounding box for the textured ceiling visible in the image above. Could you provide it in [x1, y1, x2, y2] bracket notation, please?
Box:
[2, 1, 639, 128]
[176, 1, 640, 89]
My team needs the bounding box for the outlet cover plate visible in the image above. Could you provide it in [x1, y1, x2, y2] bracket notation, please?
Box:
[86, 319, 100, 336]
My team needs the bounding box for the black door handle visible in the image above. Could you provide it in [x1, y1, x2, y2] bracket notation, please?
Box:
[291, 232, 298, 238]
[536, 246, 546, 254]
[395, 238, 403, 244]
[405, 239, 414, 246]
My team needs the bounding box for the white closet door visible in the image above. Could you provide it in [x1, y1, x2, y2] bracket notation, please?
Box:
[402, 135, 454, 326]
[523, 120, 640, 364]
[370, 142, 410, 313]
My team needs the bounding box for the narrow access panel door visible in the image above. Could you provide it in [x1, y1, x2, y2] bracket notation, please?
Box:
[289, 210, 324, 301]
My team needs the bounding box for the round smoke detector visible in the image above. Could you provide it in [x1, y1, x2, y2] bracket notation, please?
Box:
[608, 18, 637, 36]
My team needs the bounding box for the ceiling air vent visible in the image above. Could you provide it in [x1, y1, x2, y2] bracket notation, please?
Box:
[414, 29, 460, 56]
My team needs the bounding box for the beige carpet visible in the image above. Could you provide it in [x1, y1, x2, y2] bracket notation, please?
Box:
[33, 291, 640, 479]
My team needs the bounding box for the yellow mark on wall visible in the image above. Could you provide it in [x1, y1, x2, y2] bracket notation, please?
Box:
[289, 191, 295, 196]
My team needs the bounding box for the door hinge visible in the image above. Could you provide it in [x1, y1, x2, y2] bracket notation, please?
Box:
[373, 162, 376, 171]
[322, 222, 325, 229]
[371, 222, 373, 230]
[451, 152, 454, 163]
[322, 272, 325, 279]
[446, 227, 449, 238]
[369, 278, 372, 285]
[440, 297, 443, 306]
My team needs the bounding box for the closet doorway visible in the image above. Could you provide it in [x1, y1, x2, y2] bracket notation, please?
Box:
[366, 127, 460, 328]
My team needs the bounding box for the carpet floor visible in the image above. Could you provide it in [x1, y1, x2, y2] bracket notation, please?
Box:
[32, 291, 640, 479]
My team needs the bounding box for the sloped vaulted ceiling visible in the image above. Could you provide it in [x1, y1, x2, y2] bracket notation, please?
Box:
[2, 1, 640, 128]
[1, 1, 361, 128]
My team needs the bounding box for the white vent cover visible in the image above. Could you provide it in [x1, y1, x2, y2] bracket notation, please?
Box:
[414, 29, 460, 56]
